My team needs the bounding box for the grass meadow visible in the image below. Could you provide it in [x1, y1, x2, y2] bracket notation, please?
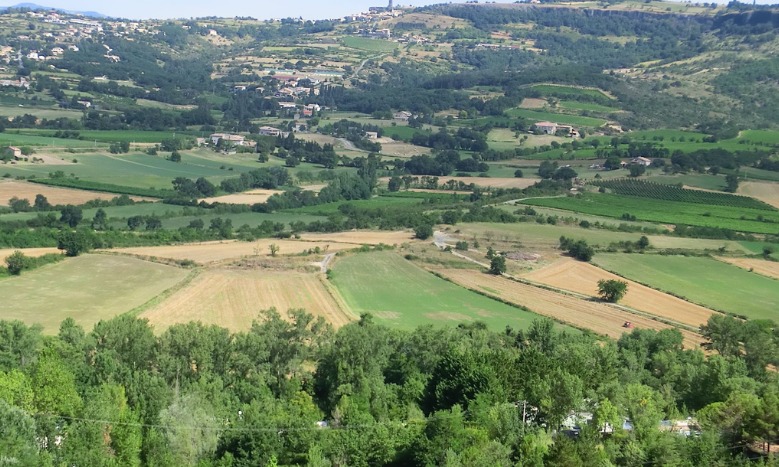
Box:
[505, 108, 607, 127]
[330, 251, 548, 331]
[0, 254, 189, 333]
[592, 253, 779, 322]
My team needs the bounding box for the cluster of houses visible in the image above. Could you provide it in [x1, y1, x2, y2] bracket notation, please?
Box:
[533, 121, 581, 138]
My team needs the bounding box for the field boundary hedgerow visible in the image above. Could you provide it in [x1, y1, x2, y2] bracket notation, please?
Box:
[29, 177, 176, 198]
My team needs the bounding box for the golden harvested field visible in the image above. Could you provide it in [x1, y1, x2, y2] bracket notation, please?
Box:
[523, 258, 715, 328]
[299, 184, 327, 192]
[436, 177, 542, 189]
[0, 247, 60, 263]
[199, 189, 283, 205]
[0, 180, 150, 205]
[738, 181, 779, 209]
[715, 257, 779, 280]
[108, 239, 357, 264]
[299, 230, 415, 245]
[436, 268, 705, 349]
[141, 269, 353, 332]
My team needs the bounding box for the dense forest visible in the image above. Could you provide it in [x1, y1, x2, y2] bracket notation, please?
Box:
[0, 311, 777, 466]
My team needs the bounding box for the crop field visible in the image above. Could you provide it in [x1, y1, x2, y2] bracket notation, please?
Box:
[592, 254, 779, 322]
[738, 181, 779, 209]
[341, 37, 398, 52]
[110, 239, 357, 264]
[435, 176, 541, 189]
[559, 101, 620, 113]
[0, 254, 189, 333]
[436, 268, 704, 349]
[0, 180, 150, 206]
[17, 129, 186, 144]
[330, 251, 545, 331]
[0, 105, 85, 119]
[737, 129, 779, 145]
[522, 193, 779, 234]
[0, 132, 108, 148]
[199, 189, 284, 205]
[383, 125, 420, 140]
[715, 257, 779, 281]
[522, 258, 715, 328]
[287, 196, 422, 215]
[593, 179, 772, 210]
[646, 174, 727, 191]
[0, 247, 60, 263]
[735, 167, 779, 183]
[505, 108, 607, 127]
[141, 269, 352, 332]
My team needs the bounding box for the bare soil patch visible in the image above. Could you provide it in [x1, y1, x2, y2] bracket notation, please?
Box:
[142, 269, 352, 332]
[523, 258, 715, 328]
[0, 247, 60, 263]
[436, 268, 705, 349]
[715, 257, 779, 280]
[0, 180, 151, 205]
[738, 181, 779, 209]
[199, 189, 283, 205]
[107, 239, 357, 264]
[299, 184, 327, 193]
[380, 141, 431, 158]
[299, 230, 414, 245]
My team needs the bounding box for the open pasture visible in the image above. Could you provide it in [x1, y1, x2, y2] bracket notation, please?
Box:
[330, 251, 545, 331]
[0, 180, 151, 206]
[505, 108, 607, 127]
[592, 254, 779, 322]
[341, 37, 398, 52]
[738, 181, 779, 209]
[436, 176, 541, 189]
[522, 193, 779, 234]
[109, 239, 357, 264]
[530, 84, 613, 100]
[300, 230, 414, 245]
[0, 254, 188, 333]
[436, 268, 704, 349]
[141, 269, 352, 332]
[522, 257, 715, 328]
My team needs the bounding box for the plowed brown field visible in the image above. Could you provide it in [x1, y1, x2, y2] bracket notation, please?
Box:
[299, 230, 415, 245]
[141, 269, 353, 332]
[523, 258, 715, 328]
[716, 257, 779, 280]
[198, 189, 283, 205]
[436, 268, 705, 349]
[0, 180, 150, 205]
[108, 239, 357, 264]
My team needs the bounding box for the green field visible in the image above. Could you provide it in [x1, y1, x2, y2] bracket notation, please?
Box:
[646, 174, 727, 191]
[559, 100, 620, 113]
[737, 129, 779, 145]
[341, 37, 398, 52]
[330, 251, 549, 331]
[0, 132, 108, 148]
[18, 129, 191, 143]
[287, 196, 423, 215]
[0, 254, 189, 333]
[522, 193, 779, 234]
[505, 108, 607, 127]
[592, 254, 779, 322]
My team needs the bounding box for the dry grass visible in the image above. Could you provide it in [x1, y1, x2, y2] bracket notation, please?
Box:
[299, 230, 414, 245]
[436, 268, 705, 349]
[107, 239, 358, 264]
[141, 268, 353, 332]
[0, 247, 60, 263]
[199, 189, 283, 205]
[0, 180, 150, 205]
[380, 141, 431, 158]
[715, 257, 779, 280]
[520, 98, 547, 109]
[436, 177, 542, 189]
[738, 181, 779, 209]
[523, 258, 715, 328]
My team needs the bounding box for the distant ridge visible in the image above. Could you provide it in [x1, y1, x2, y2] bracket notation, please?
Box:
[0, 3, 107, 18]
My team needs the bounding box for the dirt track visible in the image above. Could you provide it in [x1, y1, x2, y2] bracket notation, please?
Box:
[523, 258, 715, 328]
[142, 269, 353, 332]
[715, 257, 779, 280]
[436, 268, 706, 349]
[0, 180, 150, 205]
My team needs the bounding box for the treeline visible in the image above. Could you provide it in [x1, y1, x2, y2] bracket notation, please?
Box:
[0, 310, 775, 466]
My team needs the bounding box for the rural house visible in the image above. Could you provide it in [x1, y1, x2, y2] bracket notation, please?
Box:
[631, 156, 652, 166]
[259, 126, 283, 137]
[210, 133, 246, 146]
[3, 146, 21, 159]
[534, 121, 558, 135]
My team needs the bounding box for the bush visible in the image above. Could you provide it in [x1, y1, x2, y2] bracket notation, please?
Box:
[415, 224, 433, 240]
[488, 255, 506, 275]
[5, 250, 26, 275]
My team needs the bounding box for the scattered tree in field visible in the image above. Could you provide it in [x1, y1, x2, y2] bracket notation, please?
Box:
[5, 250, 27, 275]
[559, 236, 594, 261]
[415, 223, 433, 240]
[514, 169, 523, 178]
[725, 174, 739, 193]
[269, 244, 279, 257]
[488, 255, 506, 275]
[387, 176, 402, 192]
[637, 235, 650, 250]
[597, 279, 628, 302]
[33, 194, 50, 211]
[629, 164, 646, 177]
[91, 208, 107, 231]
[127, 215, 145, 231]
[59, 205, 83, 228]
[57, 231, 91, 257]
[8, 197, 30, 213]
[169, 151, 182, 162]
[455, 241, 469, 251]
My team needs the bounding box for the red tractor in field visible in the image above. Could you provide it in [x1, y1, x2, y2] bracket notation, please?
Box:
[623, 321, 634, 329]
